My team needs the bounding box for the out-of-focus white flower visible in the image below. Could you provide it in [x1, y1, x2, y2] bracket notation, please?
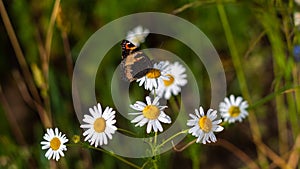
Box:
[155, 61, 187, 99]
[294, 12, 300, 27]
[219, 95, 249, 123]
[126, 25, 150, 47]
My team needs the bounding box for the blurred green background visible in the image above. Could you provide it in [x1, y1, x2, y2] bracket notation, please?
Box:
[1, 0, 300, 168]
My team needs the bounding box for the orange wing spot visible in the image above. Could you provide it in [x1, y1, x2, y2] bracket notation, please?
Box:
[126, 44, 137, 50]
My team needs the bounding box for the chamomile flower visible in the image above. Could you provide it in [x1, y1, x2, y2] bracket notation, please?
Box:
[187, 107, 224, 144]
[129, 96, 171, 133]
[137, 61, 170, 91]
[126, 25, 150, 47]
[155, 61, 187, 99]
[41, 128, 68, 161]
[80, 103, 117, 147]
[219, 95, 249, 123]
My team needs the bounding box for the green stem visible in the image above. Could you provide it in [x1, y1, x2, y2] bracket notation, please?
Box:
[117, 128, 137, 137]
[172, 0, 236, 14]
[248, 85, 299, 110]
[151, 132, 159, 169]
[80, 142, 141, 169]
[157, 129, 189, 149]
[153, 88, 156, 98]
[216, 2, 268, 167]
[257, 1, 292, 156]
[291, 67, 300, 138]
[153, 157, 158, 169]
[169, 96, 179, 113]
[154, 132, 158, 146]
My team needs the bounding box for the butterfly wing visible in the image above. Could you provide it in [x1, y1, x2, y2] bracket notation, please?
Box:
[120, 39, 153, 82]
[121, 40, 138, 59]
[121, 51, 153, 82]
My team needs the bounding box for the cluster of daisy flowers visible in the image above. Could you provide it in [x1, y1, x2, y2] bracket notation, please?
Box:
[40, 25, 250, 161]
[128, 60, 184, 134]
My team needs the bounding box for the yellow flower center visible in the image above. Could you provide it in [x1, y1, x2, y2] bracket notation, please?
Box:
[50, 137, 61, 151]
[93, 117, 106, 133]
[142, 105, 160, 120]
[146, 69, 161, 79]
[228, 106, 241, 117]
[198, 116, 212, 133]
[163, 74, 175, 86]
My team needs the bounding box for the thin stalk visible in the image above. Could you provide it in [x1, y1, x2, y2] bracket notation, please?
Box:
[0, 0, 42, 104]
[45, 0, 61, 61]
[215, 139, 260, 169]
[258, 3, 290, 155]
[286, 89, 299, 140]
[287, 134, 300, 169]
[152, 156, 158, 169]
[244, 30, 266, 59]
[154, 132, 158, 147]
[81, 143, 141, 169]
[169, 96, 179, 113]
[172, 139, 196, 152]
[291, 66, 300, 138]
[157, 129, 189, 149]
[216, 2, 267, 167]
[151, 132, 159, 169]
[248, 85, 298, 110]
[0, 85, 27, 145]
[117, 128, 138, 136]
[41, 0, 61, 126]
[172, 0, 236, 15]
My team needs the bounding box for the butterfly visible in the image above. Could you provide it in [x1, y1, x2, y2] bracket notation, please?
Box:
[120, 40, 153, 82]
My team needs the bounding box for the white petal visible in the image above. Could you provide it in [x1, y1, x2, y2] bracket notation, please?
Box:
[135, 118, 148, 127]
[152, 96, 160, 106]
[103, 133, 108, 145]
[146, 121, 152, 133]
[158, 112, 171, 123]
[146, 96, 152, 105]
[97, 103, 103, 115]
[199, 107, 205, 117]
[155, 120, 163, 132]
[235, 96, 243, 106]
[131, 115, 145, 123]
[214, 125, 224, 132]
[230, 95, 235, 105]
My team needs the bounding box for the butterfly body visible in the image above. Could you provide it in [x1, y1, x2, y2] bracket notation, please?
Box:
[120, 40, 153, 82]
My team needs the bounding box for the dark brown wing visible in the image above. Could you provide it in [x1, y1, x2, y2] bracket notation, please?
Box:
[121, 51, 153, 82]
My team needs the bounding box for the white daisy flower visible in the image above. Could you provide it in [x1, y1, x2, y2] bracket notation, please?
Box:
[126, 25, 150, 47]
[155, 61, 187, 99]
[219, 95, 249, 123]
[129, 96, 171, 133]
[80, 103, 117, 147]
[41, 128, 68, 161]
[187, 107, 224, 144]
[137, 61, 170, 91]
